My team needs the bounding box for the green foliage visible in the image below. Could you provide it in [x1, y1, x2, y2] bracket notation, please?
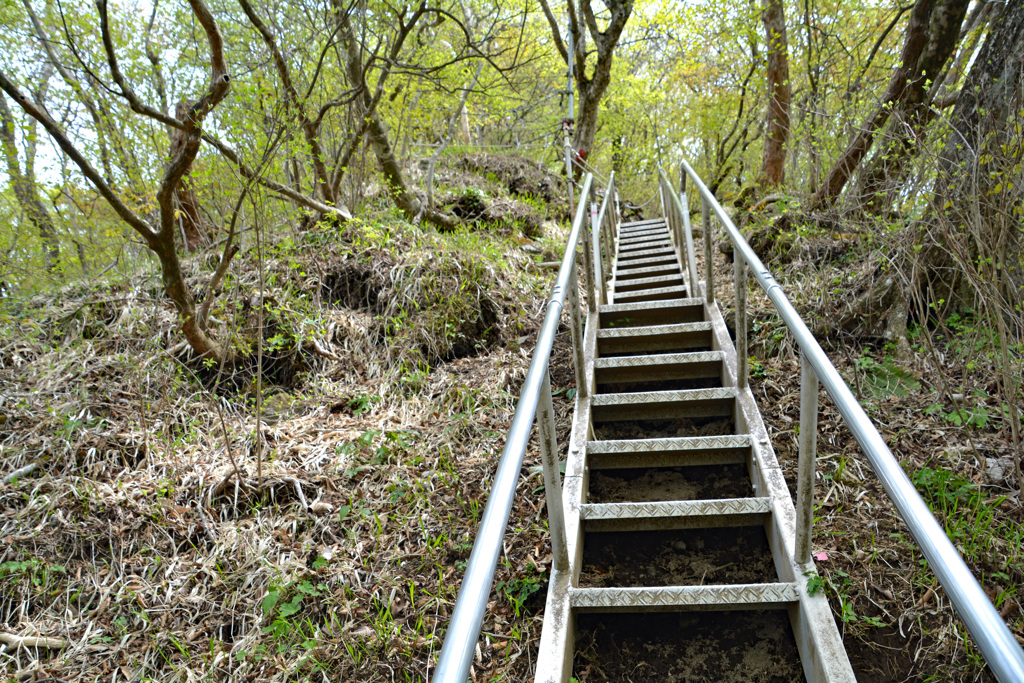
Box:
[822, 569, 885, 628]
[260, 578, 328, 652]
[804, 570, 825, 596]
[0, 558, 66, 589]
[911, 465, 1023, 579]
[924, 400, 991, 429]
[855, 354, 921, 398]
[495, 562, 546, 617]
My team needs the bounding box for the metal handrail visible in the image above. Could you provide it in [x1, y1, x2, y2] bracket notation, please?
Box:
[671, 159, 1024, 683]
[658, 169, 700, 298]
[431, 173, 595, 683]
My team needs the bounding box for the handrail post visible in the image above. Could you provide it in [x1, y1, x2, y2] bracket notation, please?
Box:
[591, 186, 606, 306]
[678, 185, 701, 300]
[582, 208, 597, 314]
[659, 172, 683, 270]
[734, 254, 748, 389]
[567, 259, 587, 399]
[601, 177, 615, 287]
[796, 352, 818, 565]
[538, 372, 570, 572]
[703, 198, 714, 304]
[658, 178, 667, 222]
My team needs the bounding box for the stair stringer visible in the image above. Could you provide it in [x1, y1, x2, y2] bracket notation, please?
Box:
[700, 281, 856, 683]
[534, 304, 598, 683]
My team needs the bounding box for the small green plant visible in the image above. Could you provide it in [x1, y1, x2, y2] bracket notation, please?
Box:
[347, 394, 379, 416]
[809, 568, 885, 628]
[0, 558, 66, 589]
[261, 579, 327, 651]
[494, 562, 546, 617]
[856, 354, 920, 398]
[924, 399, 991, 429]
[804, 570, 824, 596]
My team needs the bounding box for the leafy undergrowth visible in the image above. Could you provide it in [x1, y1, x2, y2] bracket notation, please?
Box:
[701, 215, 1024, 682]
[0, 162, 579, 681]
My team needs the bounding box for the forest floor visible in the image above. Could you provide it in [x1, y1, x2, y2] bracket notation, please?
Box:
[0, 155, 1021, 682]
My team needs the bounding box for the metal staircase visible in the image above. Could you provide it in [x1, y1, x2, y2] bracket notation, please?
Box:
[430, 168, 1024, 683]
[534, 204, 856, 681]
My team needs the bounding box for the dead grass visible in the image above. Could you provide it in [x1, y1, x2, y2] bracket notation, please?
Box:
[0, 201, 577, 682]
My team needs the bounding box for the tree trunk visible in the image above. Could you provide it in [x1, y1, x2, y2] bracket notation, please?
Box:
[759, 0, 790, 188]
[336, 8, 457, 229]
[169, 100, 212, 252]
[237, 0, 336, 206]
[924, 0, 1024, 308]
[2, 0, 232, 362]
[0, 91, 59, 272]
[807, 0, 970, 211]
[537, 0, 633, 172]
[838, 0, 1023, 348]
[856, 0, 973, 213]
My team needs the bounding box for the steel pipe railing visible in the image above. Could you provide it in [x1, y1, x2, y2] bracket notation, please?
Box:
[593, 172, 616, 306]
[658, 168, 700, 298]
[676, 158, 1024, 683]
[431, 173, 594, 683]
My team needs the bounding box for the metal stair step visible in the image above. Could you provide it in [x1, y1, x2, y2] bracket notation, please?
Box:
[595, 351, 723, 389]
[587, 435, 752, 469]
[591, 387, 736, 422]
[614, 273, 685, 293]
[597, 321, 713, 355]
[569, 583, 799, 613]
[619, 228, 669, 242]
[619, 229, 670, 243]
[580, 498, 771, 532]
[618, 234, 668, 248]
[614, 284, 688, 303]
[598, 299, 704, 328]
[615, 253, 680, 271]
[617, 246, 676, 260]
[620, 218, 666, 231]
[613, 263, 681, 281]
[619, 241, 672, 255]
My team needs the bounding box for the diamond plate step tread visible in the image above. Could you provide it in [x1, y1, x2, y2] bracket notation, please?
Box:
[620, 236, 671, 248]
[619, 243, 673, 256]
[599, 298, 704, 313]
[598, 321, 711, 338]
[618, 225, 667, 236]
[591, 387, 737, 406]
[587, 434, 752, 453]
[614, 274, 685, 289]
[613, 264, 682, 280]
[618, 246, 677, 260]
[619, 235, 669, 247]
[614, 285, 688, 302]
[569, 583, 800, 609]
[594, 351, 724, 369]
[621, 223, 669, 234]
[615, 254, 682, 270]
[620, 231, 670, 243]
[620, 228, 669, 240]
[580, 498, 771, 520]
[620, 219, 667, 230]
